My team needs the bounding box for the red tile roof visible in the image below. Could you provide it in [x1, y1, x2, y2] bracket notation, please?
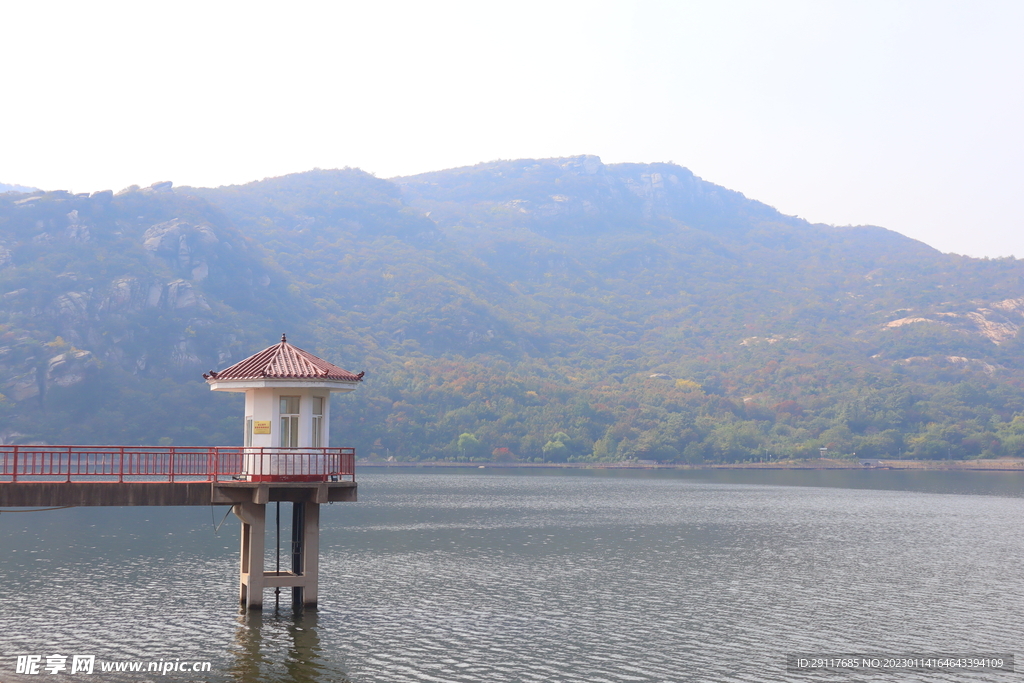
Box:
[204, 335, 364, 382]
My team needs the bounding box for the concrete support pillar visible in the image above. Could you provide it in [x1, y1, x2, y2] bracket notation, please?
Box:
[290, 502, 320, 609]
[235, 499, 319, 611]
[304, 502, 319, 608]
[291, 502, 304, 608]
[234, 502, 266, 610]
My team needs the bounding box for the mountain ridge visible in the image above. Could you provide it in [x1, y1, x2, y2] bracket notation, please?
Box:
[2, 159, 1023, 462]
[0, 182, 40, 194]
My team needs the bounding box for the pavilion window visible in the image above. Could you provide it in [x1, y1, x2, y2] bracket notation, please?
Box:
[312, 397, 324, 448]
[280, 396, 300, 447]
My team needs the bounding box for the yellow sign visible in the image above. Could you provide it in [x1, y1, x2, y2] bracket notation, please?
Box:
[253, 421, 271, 434]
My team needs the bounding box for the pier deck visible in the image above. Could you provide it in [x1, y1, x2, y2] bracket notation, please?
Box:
[0, 480, 356, 507]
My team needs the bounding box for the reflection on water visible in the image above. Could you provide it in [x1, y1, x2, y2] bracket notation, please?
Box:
[2, 468, 1024, 682]
[0, 505, 351, 683]
[228, 610, 344, 683]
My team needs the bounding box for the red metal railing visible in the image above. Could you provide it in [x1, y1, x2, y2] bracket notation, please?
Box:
[0, 446, 355, 483]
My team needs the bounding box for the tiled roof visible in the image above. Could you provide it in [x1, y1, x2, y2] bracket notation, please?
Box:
[204, 335, 364, 382]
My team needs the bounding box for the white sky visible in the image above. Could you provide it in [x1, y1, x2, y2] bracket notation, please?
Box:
[1, 1, 1022, 258]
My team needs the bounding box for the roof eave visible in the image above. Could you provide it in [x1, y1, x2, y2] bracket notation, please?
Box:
[207, 378, 361, 393]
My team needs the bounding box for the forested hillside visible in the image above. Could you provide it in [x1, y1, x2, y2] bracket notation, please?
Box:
[4, 156, 1024, 462]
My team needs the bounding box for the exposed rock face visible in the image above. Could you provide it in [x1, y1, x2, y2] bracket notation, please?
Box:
[964, 311, 1018, 344]
[991, 297, 1024, 314]
[895, 355, 997, 375]
[170, 337, 201, 369]
[143, 218, 219, 279]
[48, 350, 96, 388]
[95, 277, 210, 314]
[64, 209, 91, 242]
[165, 279, 210, 310]
[5, 372, 40, 402]
[885, 316, 940, 328]
[0, 342, 99, 403]
[882, 298, 1024, 345]
[53, 291, 90, 322]
[740, 336, 798, 346]
[99, 277, 148, 314]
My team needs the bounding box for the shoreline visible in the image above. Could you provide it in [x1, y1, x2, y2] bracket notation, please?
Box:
[355, 458, 1024, 472]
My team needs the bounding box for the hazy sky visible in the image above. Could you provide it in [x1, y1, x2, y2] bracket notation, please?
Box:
[2, 1, 1022, 258]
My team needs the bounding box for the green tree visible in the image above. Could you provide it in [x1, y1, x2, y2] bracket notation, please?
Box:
[542, 432, 572, 462]
[457, 432, 483, 460]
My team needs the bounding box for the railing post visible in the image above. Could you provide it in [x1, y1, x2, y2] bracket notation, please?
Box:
[66, 446, 72, 483]
[12, 445, 17, 483]
[119, 447, 124, 483]
[169, 448, 175, 483]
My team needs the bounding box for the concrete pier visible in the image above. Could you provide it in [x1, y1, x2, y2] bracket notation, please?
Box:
[234, 500, 321, 610]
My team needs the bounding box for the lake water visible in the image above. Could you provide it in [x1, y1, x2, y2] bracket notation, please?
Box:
[2, 468, 1023, 682]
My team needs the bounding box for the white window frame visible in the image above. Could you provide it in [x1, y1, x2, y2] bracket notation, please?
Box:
[312, 396, 324, 448]
[280, 396, 300, 448]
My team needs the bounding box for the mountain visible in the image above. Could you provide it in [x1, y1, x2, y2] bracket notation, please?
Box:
[0, 182, 40, 194]
[0, 184, 301, 444]
[3, 158, 1024, 462]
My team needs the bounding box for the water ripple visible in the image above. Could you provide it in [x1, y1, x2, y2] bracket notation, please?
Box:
[1, 471, 1022, 682]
